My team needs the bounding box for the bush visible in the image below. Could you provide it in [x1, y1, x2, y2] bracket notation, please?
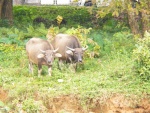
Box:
[13, 6, 92, 28]
[22, 99, 41, 113]
[0, 24, 47, 45]
[133, 31, 150, 80]
[0, 19, 10, 27]
[13, 6, 33, 25]
[101, 31, 135, 55]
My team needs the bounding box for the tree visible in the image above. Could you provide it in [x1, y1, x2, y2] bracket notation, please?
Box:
[0, 0, 13, 25]
[97, 0, 150, 36]
[0, 0, 4, 19]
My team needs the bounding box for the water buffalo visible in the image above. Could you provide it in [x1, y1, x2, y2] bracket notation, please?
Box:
[51, 34, 88, 71]
[26, 38, 62, 76]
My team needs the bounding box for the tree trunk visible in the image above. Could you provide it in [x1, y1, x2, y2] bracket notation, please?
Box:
[127, 9, 140, 35]
[141, 10, 150, 35]
[0, 0, 4, 18]
[1, 0, 13, 25]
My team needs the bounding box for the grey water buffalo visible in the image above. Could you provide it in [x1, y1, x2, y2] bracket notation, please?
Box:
[26, 38, 62, 76]
[51, 34, 88, 71]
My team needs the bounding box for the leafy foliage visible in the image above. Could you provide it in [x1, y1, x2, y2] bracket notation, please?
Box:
[96, 0, 150, 35]
[133, 31, 150, 80]
[0, 101, 10, 112]
[22, 99, 41, 113]
[0, 19, 10, 27]
[56, 15, 63, 27]
[0, 24, 47, 46]
[111, 31, 135, 52]
[100, 30, 135, 56]
[13, 6, 33, 25]
[13, 6, 92, 28]
[11, 5, 132, 30]
[97, 0, 150, 18]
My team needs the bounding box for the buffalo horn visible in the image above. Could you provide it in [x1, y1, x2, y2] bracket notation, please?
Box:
[40, 49, 46, 53]
[53, 48, 59, 53]
[66, 46, 75, 51]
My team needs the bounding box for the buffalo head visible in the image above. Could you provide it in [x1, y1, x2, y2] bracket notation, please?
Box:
[37, 48, 62, 65]
[66, 46, 88, 63]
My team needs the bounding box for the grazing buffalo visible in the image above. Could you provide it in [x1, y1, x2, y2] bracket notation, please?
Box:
[26, 38, 62, 76]
[51, 34, 88, 71]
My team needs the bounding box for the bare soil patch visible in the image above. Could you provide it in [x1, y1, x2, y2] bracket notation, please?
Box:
[0, 89, 150, 113]
[90, 94, 150, 113]
[44, 94, 150, 113]
[0, 88, 8, 102]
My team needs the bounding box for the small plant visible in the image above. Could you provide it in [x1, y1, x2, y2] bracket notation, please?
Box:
[133, 31, 150, 80]
[0, 101, 10, 112]
[101, 31, 135, 56]
[111, 31, 135, 53]
[56, 15, 63, 27]
[0, 44, 23, 53]
[22, 99, 41, 113]
[0, 24, 48, 46]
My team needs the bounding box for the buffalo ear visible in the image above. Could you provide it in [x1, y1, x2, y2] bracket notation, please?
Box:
[37, 54, 44, 58]
[66, 50, 73, 56]
[55, 53, 62, 58]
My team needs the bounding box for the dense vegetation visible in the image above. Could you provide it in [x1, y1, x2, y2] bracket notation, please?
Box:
[0, 6, 149, 112]
[12, 6, 92, 28]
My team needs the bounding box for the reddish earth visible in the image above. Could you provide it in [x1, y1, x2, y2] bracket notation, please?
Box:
[44, 95, 150, 113]
[0, 88, 8, 102]
[0, 88, 150, 113]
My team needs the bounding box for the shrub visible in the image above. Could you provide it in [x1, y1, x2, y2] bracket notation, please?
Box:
[13, 6, 92, 28]
[101, 31, 135, 55]
[22, 99, 41, 113]
[0, 19, 10, 27]
[13, 6, 33, 25]
[0, 24, 48, 45]
[133, 31, 150, 80]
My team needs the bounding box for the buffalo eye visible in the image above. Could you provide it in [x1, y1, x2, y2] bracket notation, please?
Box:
[74, 52, 77, 54]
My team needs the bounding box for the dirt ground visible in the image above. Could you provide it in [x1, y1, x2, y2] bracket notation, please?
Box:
[45, 95, 150, 113]
[0, 88, 150, 113]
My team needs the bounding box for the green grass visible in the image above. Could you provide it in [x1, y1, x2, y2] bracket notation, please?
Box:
[0, 47, 149, 105]
[0, 29, 150, 112]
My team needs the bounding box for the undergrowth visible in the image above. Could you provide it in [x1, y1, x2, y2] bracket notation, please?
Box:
[0, 26, 149, 112]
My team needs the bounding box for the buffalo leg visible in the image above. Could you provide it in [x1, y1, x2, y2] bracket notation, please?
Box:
[67, 57, 76, 72]
[38, 64, 42, 77]
[48, 65, 52, 76]
[29, 61, 33, 75]
[58, 59, 63, 70]
[72, 63, 77, 72]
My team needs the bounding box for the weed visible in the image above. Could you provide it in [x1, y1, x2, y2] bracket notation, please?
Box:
[133, 31, 150, 80]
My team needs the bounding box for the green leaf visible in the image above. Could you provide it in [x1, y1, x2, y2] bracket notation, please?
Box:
[0, 101, 5, 107]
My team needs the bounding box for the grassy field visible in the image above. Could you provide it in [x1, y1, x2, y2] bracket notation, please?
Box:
[0, 27, 150, 112]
